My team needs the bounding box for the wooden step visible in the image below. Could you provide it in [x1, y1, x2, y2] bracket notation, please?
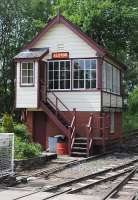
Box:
[72, 147, 87, 151]
[75, 137, 87, 141]
[71, 152, 87, 156]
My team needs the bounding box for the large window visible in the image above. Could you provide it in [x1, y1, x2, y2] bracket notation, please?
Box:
[21, 62, 34, 86]
[102, 61, 120, 94]
[48, 60, 71, 90]
[73, 59, 96, 89]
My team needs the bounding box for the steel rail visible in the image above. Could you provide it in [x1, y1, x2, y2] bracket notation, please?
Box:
[69, 167, 134, 194]
[102, 166, 138, 200]
[44, 158, 138, 193]
[16, 152, 111, 185]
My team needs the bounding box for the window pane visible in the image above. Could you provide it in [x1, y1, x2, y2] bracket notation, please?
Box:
[66, 61, 70, 70]
[54, 80, 58, 89]
[49, 62, 53, 70]
[85, 60, 91, 69]
[60, 61, 65, 70]
[74, 70, 78, 79]
[49, 81, 53, 89]
[66, 80, 70, 89]
[60, 80, 64, 89]
[22, 70, 27, 76]
[48, 61, 70, 90]
[49, 71, 53, 80]
[79, 70, 84, 79]
[91, 80, 96, 88]
[28, 76, 33, 83]
[74, 61, 79, 70]
[60, 71, 65, 79]
[79, 60, 84, 70]
[66, 71, 70, 79]
[91, 70, 96, 79]
[91, 60, 96, 69]
[28, 69, 33, 77]
[86, 80, 90, 89]
[54, 71, 59, 79]
[22, 63, 27, 70]
[74, 80, 78, 88]
[86, 70, 90, 79]
[79, 80, 84, 88]
[22, 77, 28, 83]
[54, 62, 59, 70]
[28, 63, 33, 70]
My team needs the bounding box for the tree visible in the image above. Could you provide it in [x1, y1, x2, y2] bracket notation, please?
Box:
[53, 0, 138, 92]
[128, 86, 138, 114]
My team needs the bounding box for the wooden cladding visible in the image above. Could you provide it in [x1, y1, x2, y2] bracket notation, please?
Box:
[52, 52, 69, 59]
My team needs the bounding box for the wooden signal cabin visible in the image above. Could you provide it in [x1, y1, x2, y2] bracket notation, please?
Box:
[14, 15, 126, 157]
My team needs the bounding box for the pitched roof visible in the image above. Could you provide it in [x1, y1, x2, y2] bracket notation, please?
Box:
[14, 48, 49, 61]
[22, 15, 126, 69]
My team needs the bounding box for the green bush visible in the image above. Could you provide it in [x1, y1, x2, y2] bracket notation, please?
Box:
[14, 123, 29, 142]
[123, 112, 138, 135]
[2, 113, 14, 133]
[15, 137, 42, 159]
[0, 126, 4, 133]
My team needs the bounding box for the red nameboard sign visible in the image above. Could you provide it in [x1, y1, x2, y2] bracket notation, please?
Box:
[52, 52, 69, 59]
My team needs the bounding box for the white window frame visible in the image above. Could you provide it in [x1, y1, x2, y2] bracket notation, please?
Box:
[72, 59, 97, 90]
[102, 61, 120, 95]
[20, 62, 34, 86]
[47, 60, 71, 90]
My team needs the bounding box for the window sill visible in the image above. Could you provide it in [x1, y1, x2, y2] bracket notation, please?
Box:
[20, 84, 35, 87]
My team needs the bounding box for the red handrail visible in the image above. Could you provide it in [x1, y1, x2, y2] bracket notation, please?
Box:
[68, 108, 76, 155]
[86, 113, 93, 156]
[40, 80, 77, 155]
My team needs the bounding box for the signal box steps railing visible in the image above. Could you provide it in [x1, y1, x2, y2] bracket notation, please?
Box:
[86, 113, 110, 155]
[40, 80, 77, 155]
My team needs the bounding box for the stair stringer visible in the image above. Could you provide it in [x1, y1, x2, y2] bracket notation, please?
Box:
[40, 102, 69, 138]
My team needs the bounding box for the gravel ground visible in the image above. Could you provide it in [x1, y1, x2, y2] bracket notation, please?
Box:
[14, 152, 138, 190]
[78, 175, 127, 198]
[49, 152, 138, 179]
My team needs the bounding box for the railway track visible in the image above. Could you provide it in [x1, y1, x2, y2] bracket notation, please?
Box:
[15, 152, 111, 184]
[8, 157, 138, 200]
[43, 158, 138, 194]
[102, 166, 138, 200]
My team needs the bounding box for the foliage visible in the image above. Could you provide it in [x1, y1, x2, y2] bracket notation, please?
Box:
[2, 113, 14, 132]
[15, 137, 42, 159]
[14, 123, 29, 141]
[123, 112, 138, 134]
[0, 0, 137, 123]
[128, 86, 138, 114]
[13, 122, 42, 159]
[123, 87, 138, 134]
[0, 126, 4, 133]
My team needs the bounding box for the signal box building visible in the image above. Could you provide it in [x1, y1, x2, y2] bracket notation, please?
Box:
[14, 15, 126, 156]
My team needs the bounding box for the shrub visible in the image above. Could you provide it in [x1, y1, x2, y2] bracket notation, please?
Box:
[15, 137, 42, 159]
[0, 126, 4, 133]
[14, 123, 29, 142]
[123, 112, 138, 135]
[2, 113, 14, 133]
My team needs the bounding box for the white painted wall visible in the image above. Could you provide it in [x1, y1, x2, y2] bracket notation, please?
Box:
[33, 23, 97, 59]
[102, 92, 122, 108]
[16, 62, 38, 108]
[48, 91, 101, 111]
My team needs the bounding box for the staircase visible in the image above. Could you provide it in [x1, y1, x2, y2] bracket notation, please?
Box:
[71, 137, 88, 157]
[39, 81, 94, 157]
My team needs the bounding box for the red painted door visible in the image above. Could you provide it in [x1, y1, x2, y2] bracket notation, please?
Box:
[33, 112, 46, 149]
